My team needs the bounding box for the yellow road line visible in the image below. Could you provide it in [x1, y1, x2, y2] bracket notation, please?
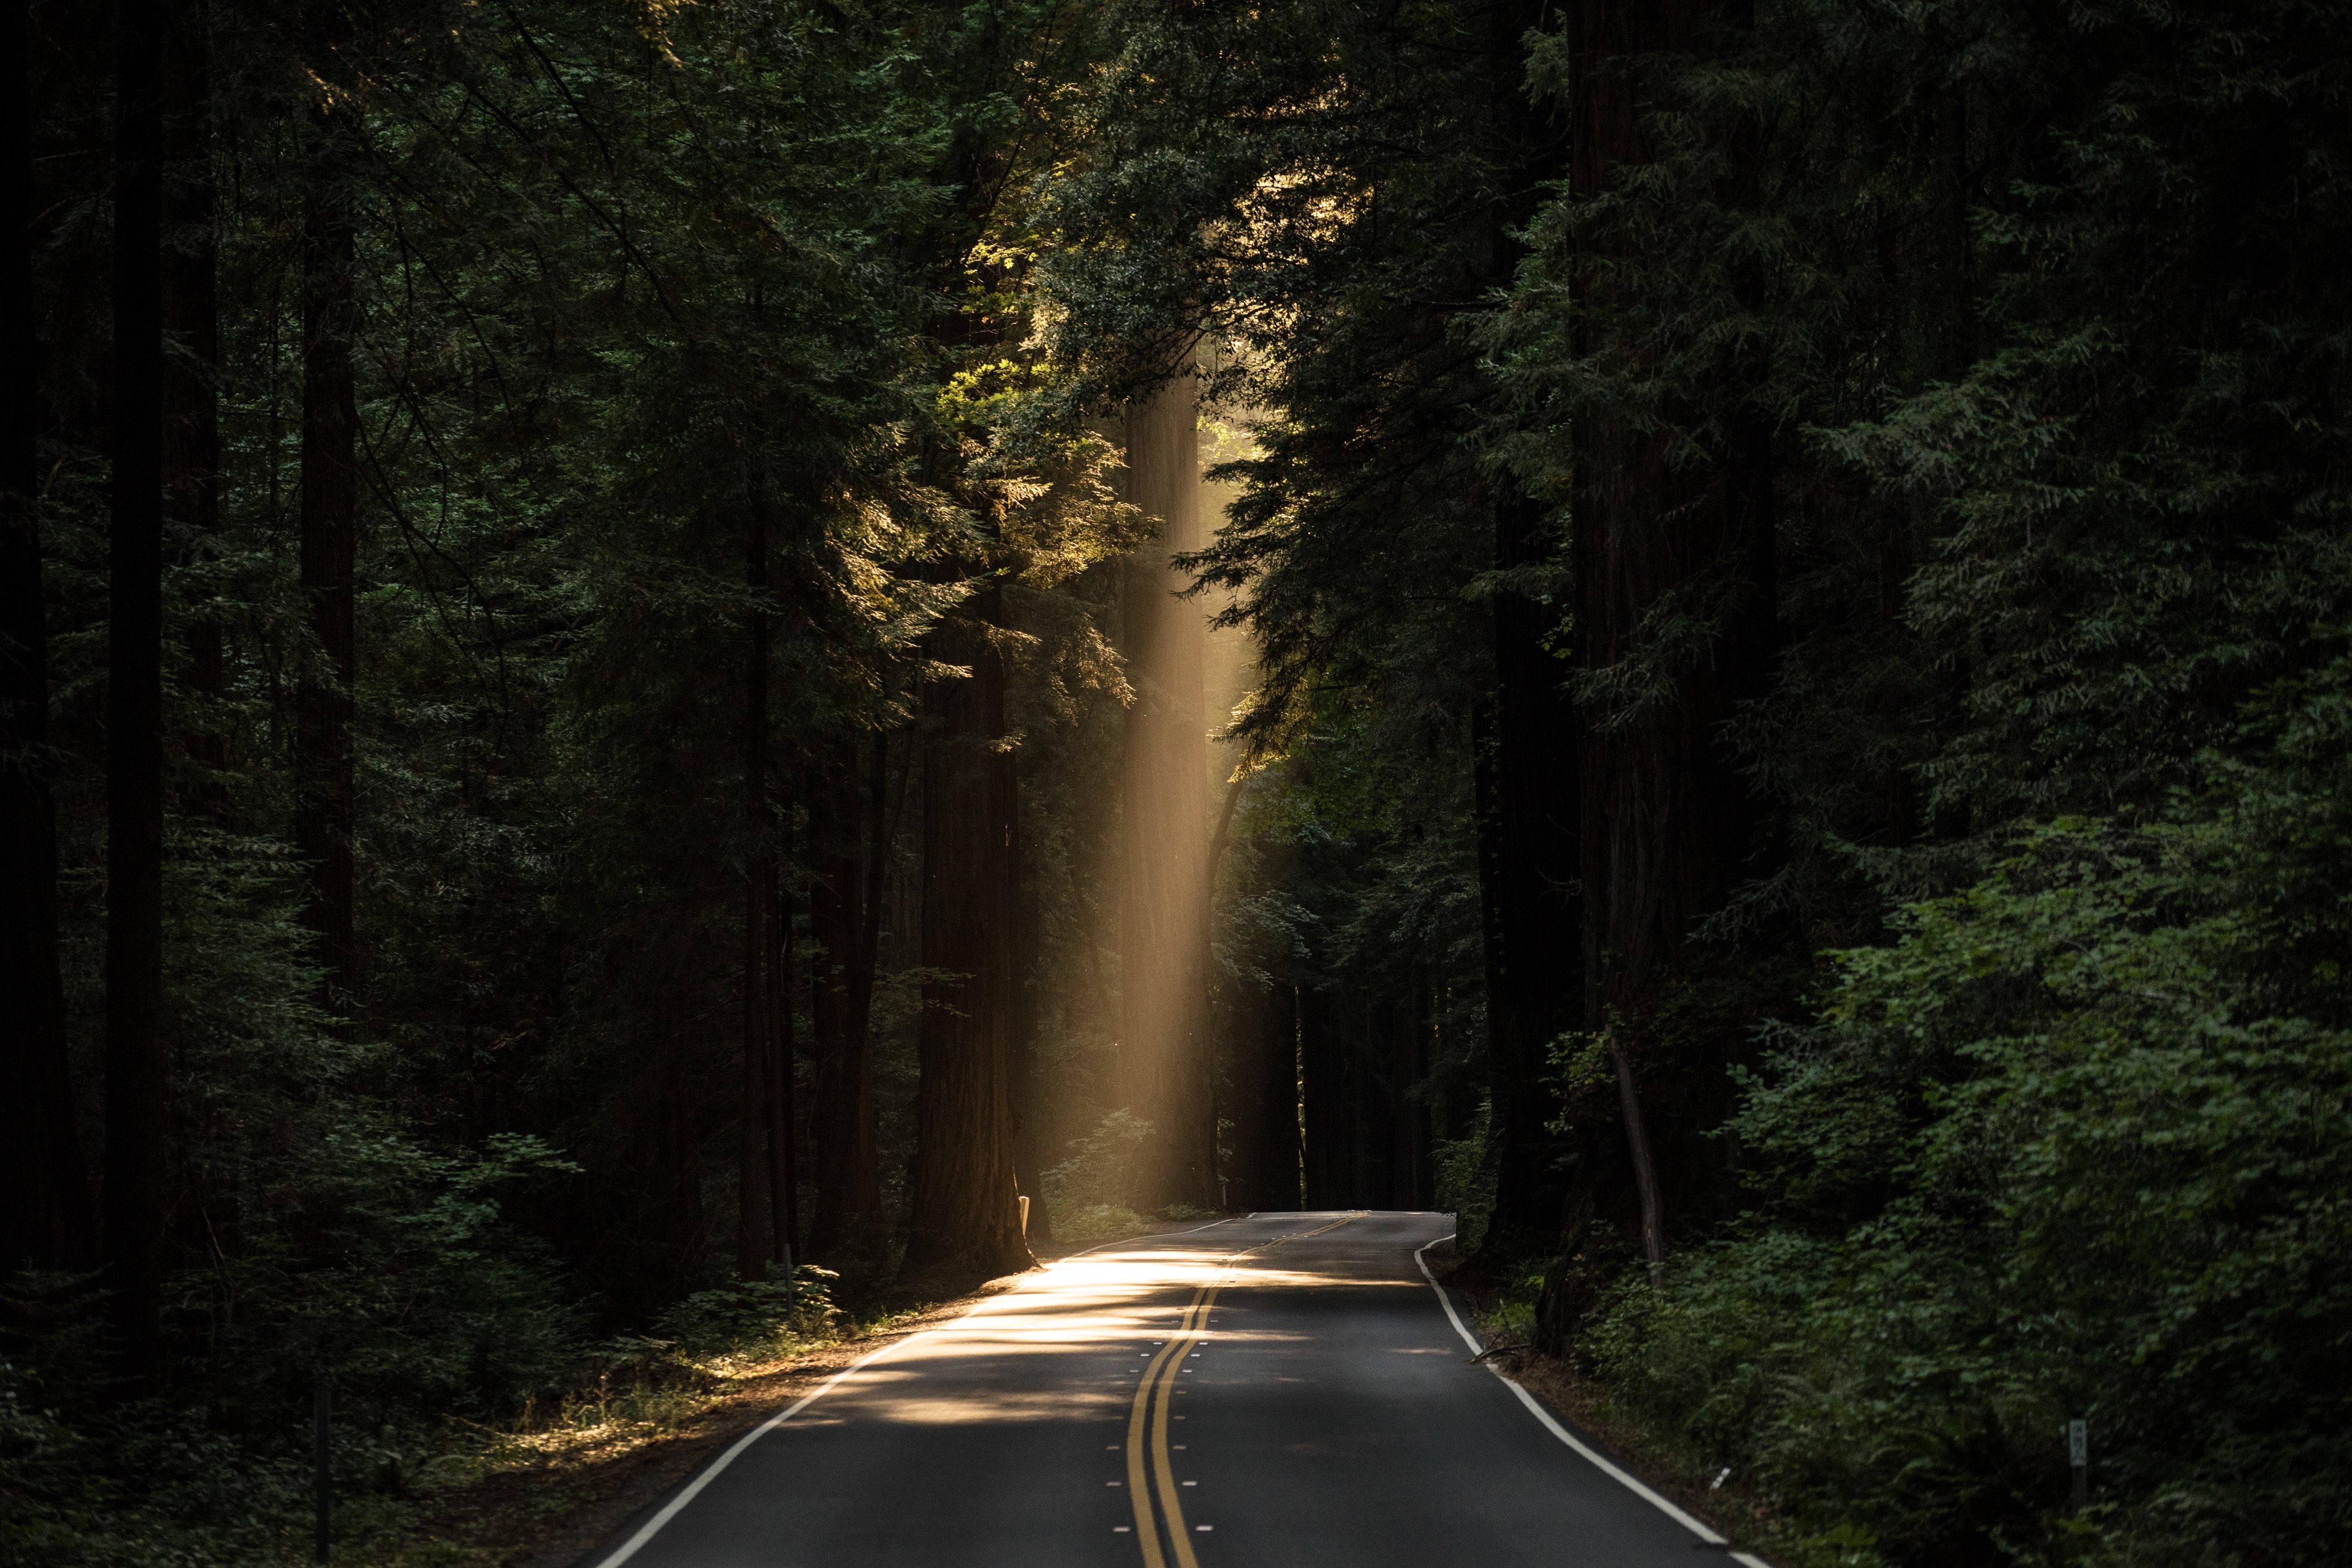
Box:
[1127, 1287, 1208, 1566]
[1152, 1286, 1220, 1568]
[1123, 1212, 1365, 1565]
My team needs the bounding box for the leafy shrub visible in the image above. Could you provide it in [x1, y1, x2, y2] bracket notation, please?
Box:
[643, 1267, 844, 1361]
[1572, 659, 2352, 1567]
[1432, 1101, 1497, 1253]
[1046, 1205, 1150, 1244]
[1043, 1110, 1158, 1214]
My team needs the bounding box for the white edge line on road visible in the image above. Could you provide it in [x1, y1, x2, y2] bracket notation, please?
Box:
[590, 1214, 1247, 1568]
[1412, 1235, 1771, 1568]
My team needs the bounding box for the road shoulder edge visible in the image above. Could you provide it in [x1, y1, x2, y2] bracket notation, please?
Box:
[1411, 1237, 1774, 1568]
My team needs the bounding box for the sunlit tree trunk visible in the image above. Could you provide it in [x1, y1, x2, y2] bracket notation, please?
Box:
[1118, 351, 1216, 1211]
[906, 585, 1030, 1276]
[0, 0, 94, 1275]
[105, 0, 168, 1385]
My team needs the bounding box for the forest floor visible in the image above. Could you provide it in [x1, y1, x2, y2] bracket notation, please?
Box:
[343, 1220, 1210, 1567]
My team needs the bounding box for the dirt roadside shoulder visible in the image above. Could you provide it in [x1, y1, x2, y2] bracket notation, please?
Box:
[378, 1221, 1213, 1568]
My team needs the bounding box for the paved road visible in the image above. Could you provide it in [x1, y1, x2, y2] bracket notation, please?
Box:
[586, 1211, 1759, 1568]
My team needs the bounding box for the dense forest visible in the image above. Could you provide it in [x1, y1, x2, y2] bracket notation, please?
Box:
[2, 0, 2347, 1562]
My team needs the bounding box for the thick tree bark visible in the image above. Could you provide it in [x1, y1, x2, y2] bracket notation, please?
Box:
[1609, 1040, 1665, 1283]
[295, 44, 357, 1014]
[1475, 508, 1581, 1252]
[738, 498, 772, 1281]
[906, 585, 1031, 1277]
[105, 0, 168, 1384]
[766, 855, 796, 1264]
[0, 0, 94, 1275]
[1008, 768, 1054, 1243]
[1553, 0, 1775, 1295]
[810, 734, 885, 1257]
[1118, 353, 1216, 1211]
[1472, 0, 1580, 1255]
[163, 4, 222, 786]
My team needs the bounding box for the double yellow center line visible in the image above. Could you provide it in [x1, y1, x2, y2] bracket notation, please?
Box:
[1122, 1213, 1364, 1566]
[1125, 1282, 1218, 1568]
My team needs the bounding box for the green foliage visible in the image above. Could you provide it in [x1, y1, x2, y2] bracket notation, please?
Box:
[641, 1267, 845, 1361]
[1576, 657, 2352, 1566]
[1430, 1101, 1498, 1255]
[1044, 1109, 1158, 1215]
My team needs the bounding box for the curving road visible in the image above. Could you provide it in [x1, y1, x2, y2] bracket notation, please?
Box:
[583, 1211, 1765, 1568]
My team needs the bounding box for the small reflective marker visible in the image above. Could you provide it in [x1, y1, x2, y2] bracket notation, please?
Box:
[1182, 1481, 1198, 1487]
[1106, 1481, 1121, 1487]
[1114, 1527, 1131, 1534]
[1173, 1445, 1186, 1450]
[1196, 1526, 1213, 1532]
[1106, 1445, 1120, 1450]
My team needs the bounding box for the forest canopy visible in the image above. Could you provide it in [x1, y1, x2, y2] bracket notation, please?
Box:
[2, 0, 2347, 1564]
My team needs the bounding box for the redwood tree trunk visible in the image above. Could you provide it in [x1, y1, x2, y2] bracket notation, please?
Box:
[0, 0, 94, 1275]
[809, 735, 883, 1257]
[906, 585, 1030, 1276]
[1475, 499, 1581, 1252]
[163, 4, 222, 785]
[1554, 0, 1775, 1299]
[1118, 354, 1215, 1211]
[1471, 0, 1579, 1254]
[738, 497, 772, 1281]
[765, 855, 796, 1264]
[105, 0, 168, 1384]
[1008, 760, 1054, 1242]
[295, 48, 357, 1015]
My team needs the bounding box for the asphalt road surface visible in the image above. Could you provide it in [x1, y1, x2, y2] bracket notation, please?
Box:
[585, 1211, 1764, 1568]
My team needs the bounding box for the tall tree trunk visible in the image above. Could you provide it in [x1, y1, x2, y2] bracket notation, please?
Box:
[906, 586, 1030, 1277]
[1118, 351, 1215, 1211]
[295, 27, 357, 1015]
[737, 497, 772, 1281]
[105, 0, 168, 1384]
[1557, 0, 1774, 1287]
[1255, 983, 1302, 1210]
[1609, 1040, 1665, 1283]
[1008, 761, 1054, 1243]
[163, 2, 222, 788]
[1471, 0, 1580, 1255]
[1298, 986, 1342, 1208]
[765, 854, 795, 1263]
[1475, 506, 1581, 1252]
[0, 0, 95, 1275]
[1219, 978, 1270, 1213]
[809, 734, 885, 1258]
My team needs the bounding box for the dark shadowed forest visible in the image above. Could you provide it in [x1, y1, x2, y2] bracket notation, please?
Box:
[2, 0, 2347, 1562]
